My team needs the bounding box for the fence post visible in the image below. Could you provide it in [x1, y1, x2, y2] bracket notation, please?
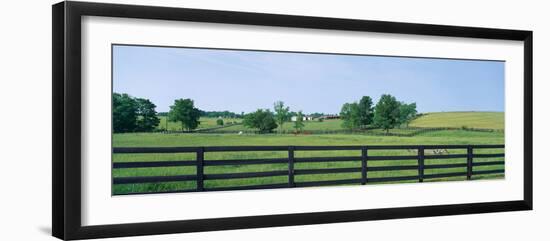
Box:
[418, 146, 425, 182]
[196, 147, 204, 191]
[467, 146, 473, 180]
[288, 146, 295, 188]
[361, 146, 368, 185]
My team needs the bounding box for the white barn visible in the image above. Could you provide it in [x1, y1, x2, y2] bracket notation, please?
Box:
[291, 115, 314, 122]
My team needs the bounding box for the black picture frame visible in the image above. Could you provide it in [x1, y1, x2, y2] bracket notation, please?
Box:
[52, 1, 533, 240]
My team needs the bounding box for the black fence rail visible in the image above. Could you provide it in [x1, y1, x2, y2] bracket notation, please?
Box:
[113, 144, 504, 195]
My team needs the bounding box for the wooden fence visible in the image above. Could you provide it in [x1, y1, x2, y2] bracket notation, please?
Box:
[113, 144, 504, 195]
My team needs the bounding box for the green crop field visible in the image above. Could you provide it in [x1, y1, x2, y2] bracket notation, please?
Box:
[410, 112, 504, 130]
[113, 121, 505, 195]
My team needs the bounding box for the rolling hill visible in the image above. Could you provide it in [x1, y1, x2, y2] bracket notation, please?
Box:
[409, 111, 504, 130]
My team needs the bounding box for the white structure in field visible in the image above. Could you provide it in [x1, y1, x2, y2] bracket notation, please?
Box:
[291, 115, 314, 122]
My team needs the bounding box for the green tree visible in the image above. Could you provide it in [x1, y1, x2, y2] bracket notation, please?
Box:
[273, 101, 290, 133]
[216, 119, 224, 126]
[168, 98, 201, 131]
[135, 98, 160, 132]
[398, 102, 417, 127]
[340, 102, 361, 130]
[112, 93, 138, 133]
[243, 109, 278, 133]
[374, 94, 401, 134]
[358, 96, 374, 126]
[293, 111, 305, 133]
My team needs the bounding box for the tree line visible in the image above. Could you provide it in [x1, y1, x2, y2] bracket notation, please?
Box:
[113, 93, 160, 133]
[242, 94, 418, 134]
[114, 93, 240, 132]
[340, 94, 417, 133]
[113, 92, 417, 134]
[157, 110, 244, 118]
[113, 93, 308, 133]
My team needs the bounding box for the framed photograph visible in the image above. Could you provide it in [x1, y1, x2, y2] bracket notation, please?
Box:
[52, 1, 533, 240]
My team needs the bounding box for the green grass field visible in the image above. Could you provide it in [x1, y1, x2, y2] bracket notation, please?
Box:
[113, 124, 505, 195]
[156, 116, 242, 131]
[220, 119, 343, 132]
[159, 112, 504, 134]
[158, 116, 343, 132]
[410, 111, 504, 130]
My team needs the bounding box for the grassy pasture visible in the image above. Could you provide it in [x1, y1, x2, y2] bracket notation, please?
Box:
[174, 112, 505, 134]
[156, 116, 242, 131]
[410, 111, 504, 130]
[155, 112, 504, 134]
[113, 129, 505, 195]
[220, 119, 344, 132]
[157, 117, 344, 132]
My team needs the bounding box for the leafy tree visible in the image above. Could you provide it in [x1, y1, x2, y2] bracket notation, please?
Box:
[135, 98, 160, 132]
[398, 102, 417, 127]
[113, 93, 138, 133]
[293, 111, 305, 133]
[273, 101, 290, 133]
[200, 110, 241, 118]
[340, 102, 361, 130]
[358, 96, 374, 126]
[374, 94, 401, 133]
[168, 98, 201, 131]
[216, 119, 224, 126]
[288, 111, 298, 118]
[113, 93, 161, 133]
[309, 112, 326, 118]
[243, 109, 278, 133]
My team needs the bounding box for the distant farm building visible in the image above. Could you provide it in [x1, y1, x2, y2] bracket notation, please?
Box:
[291, 115, 314, 122]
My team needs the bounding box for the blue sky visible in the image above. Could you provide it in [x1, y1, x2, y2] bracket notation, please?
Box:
[113, 45, 504, 114]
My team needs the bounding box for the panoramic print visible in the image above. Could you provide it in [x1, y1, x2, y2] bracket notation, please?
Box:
[111, 45, 505, 195]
